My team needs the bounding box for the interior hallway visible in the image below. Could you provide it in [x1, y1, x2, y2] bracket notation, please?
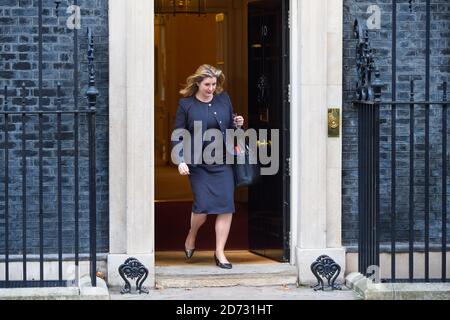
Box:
[155, 165, 192, 201]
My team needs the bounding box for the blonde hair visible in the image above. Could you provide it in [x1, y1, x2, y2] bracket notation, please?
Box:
[180, 64, 225, 97]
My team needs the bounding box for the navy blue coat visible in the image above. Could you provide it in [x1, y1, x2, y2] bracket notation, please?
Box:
[172, 92, 236, 165]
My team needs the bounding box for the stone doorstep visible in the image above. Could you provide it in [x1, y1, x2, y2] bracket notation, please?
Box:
[155, 264, 299, 288]
[0, 277, 110, 300]
[345, 272, 450, 300]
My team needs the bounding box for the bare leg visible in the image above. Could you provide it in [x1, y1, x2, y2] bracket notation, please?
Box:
[185, 212, 207, 250]
[215, 213, 233, 263]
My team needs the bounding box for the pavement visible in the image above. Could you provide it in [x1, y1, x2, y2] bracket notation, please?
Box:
[109, 284, 362, 300]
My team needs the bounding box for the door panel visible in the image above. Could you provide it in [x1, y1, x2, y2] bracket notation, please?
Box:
[248, 0, 290, 262]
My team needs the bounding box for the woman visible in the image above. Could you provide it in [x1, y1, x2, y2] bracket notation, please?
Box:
[172, 64, 244, 269]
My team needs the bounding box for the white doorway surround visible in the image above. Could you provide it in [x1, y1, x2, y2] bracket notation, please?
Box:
[107, 0, 345, 288]
[290, 0, 346, 285]
[107, 0, 155, 287]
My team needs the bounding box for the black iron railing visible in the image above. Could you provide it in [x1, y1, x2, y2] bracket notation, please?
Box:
[0, 19, 98, 288]
[354, 0, 449, 283]
[0, 106, 96, 288]
[356, 82, 449, 283]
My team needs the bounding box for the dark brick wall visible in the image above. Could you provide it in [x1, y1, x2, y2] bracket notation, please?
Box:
[343, 0, 450, 248]
[2, 0, 446, 254]
[0, 0, 109, 255]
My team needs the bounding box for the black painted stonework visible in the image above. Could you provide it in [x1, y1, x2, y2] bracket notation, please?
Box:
[343, 0, 450, 248]
[0, 0, 109, 255]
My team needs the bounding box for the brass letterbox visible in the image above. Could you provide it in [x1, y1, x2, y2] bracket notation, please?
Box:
[328, 108, 340, 138]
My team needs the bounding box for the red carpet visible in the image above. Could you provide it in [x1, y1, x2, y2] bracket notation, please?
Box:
[155, 202, 249, 251]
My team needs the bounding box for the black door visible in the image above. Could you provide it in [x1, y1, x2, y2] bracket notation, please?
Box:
[248, 0, 290, 262]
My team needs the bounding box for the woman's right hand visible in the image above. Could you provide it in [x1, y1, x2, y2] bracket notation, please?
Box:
[178, 162, 190, 176]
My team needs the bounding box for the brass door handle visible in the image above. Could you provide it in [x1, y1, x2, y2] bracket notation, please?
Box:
[257, 140, 272, 148]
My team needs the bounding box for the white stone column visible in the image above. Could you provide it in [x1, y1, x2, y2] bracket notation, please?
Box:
[107, 0, 155, 288]
[108, 0, 127, 256]
[326, 0, 344, 250]
[292, 0, 346, 285]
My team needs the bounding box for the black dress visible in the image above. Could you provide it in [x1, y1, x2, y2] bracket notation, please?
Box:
[172, 92, 236, 215]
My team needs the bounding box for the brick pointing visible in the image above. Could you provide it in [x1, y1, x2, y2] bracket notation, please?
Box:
[343, 0, 450, 247]
[0, 0, 109, 255]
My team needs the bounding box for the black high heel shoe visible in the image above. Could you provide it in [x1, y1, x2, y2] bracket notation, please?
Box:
[184, 248, 195, 259]
[214, 254, 232, 269]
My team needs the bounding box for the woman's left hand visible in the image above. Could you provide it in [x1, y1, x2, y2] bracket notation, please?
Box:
[234, 115, 245, 129]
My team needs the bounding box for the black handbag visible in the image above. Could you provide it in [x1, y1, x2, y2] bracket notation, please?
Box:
[233, 144, 261, 188]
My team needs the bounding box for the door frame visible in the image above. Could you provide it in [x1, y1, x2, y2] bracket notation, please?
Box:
[107, 0, 345, 287]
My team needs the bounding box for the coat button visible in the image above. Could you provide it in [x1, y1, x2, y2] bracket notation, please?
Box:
[209, 104, 212, 107]
[214, 112, 217, 115]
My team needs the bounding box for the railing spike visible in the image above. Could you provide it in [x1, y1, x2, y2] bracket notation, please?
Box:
[21, 82, 27, 110]
[443, 81, 447, 102]
[57, 82, 62, 111]
[3, 85, 8, 111]
[86, 27, 99, 111]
